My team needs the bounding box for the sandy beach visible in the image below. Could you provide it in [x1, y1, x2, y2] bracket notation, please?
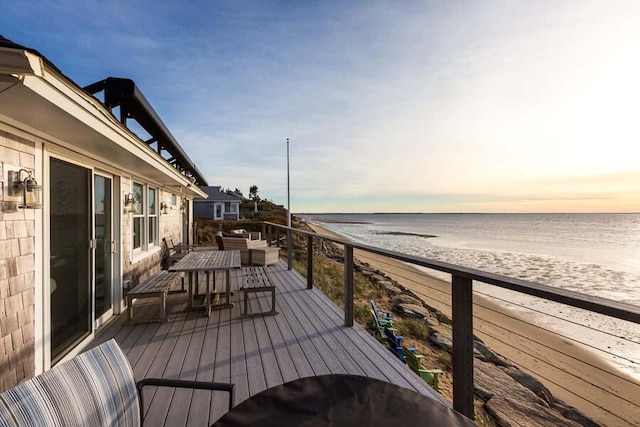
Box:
[308, 222, 640, 427]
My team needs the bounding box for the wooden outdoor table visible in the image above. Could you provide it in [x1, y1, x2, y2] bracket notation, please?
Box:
[169, 250, 241, 316]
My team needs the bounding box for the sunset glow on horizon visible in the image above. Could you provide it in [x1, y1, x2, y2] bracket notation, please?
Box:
[2, 1, 639, 213]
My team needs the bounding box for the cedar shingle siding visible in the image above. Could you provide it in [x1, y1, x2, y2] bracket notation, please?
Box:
[0, 130, 36, 391]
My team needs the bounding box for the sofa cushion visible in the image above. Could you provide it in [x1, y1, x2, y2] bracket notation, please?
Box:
[0, 339, 140, 427]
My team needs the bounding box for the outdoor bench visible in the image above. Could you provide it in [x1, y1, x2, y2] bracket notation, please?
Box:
[126, 270, 183, 324]
[240, 266, 278, 317]
[0, 339, 234, 426]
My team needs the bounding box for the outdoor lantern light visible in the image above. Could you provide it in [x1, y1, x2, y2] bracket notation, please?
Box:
[160, 201, 168, 214]
[9, 169, 42, 209]
[123, 192, 137, 213]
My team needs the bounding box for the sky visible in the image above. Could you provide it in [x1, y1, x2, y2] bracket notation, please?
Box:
[2, 1, 639, 213]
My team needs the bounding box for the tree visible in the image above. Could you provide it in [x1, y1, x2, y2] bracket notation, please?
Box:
[249, 185, 260, 201]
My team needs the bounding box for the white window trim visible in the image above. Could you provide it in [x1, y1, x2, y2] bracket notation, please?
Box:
[132, 181, 159, 256]
[148, 186, 158, 248]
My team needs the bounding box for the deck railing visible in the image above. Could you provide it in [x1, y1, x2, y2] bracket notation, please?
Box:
[262, 221, 640, 421]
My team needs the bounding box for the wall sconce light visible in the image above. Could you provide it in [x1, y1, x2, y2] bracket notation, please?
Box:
[160, 201, 169, 214]
[123, 192, 137, 213]
[180, 198, 189, 213]
[8, 169, 42, 209]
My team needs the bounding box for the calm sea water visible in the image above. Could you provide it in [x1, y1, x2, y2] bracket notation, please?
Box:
[302, 213, 640, 378]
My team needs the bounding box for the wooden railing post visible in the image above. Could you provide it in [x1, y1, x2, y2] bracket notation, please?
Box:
[266, 225, 270, 246]
[268, 225, 273, 247]
[452, 274, 474, 420]
[287, 229, 293, 271]
[344, 244, 354, 327]
[307, 234, 313, 289]
[262, 223, 266, 242]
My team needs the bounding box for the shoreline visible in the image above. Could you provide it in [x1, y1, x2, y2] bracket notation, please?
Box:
[307, 221, 640, 426]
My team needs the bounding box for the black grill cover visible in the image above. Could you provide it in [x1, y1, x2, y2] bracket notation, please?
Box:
[212, 374, 476, 426]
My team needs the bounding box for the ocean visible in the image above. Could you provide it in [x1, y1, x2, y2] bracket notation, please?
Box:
[301, 213, 640, 378]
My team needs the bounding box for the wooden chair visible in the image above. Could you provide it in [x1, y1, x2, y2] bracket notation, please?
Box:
[370, 299, 393, 322]
[403, 345, 443, 391]
[384, 327, 417, 361]
[164, 237, 192, 265]
[167, 236, 194, 251]
[370, 309, 394, 340]
[384, 326, 406, 361]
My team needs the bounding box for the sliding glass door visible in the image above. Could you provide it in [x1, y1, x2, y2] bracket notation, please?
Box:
[49, 160, 116, 362]
[50, 159, 92, 362]
[94, 174, 113, 324]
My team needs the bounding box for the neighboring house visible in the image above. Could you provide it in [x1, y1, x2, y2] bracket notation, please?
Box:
[0, 36, 209, 391]
[193, 186, 242, 220]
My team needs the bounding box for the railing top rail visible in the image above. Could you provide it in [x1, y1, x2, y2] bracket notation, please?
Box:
[264, 221, 640, 324]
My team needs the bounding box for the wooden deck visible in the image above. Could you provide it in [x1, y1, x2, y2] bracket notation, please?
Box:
[92, 260, 445, 426]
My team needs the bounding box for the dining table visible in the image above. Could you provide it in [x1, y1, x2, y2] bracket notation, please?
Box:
[211, 374, 476, 427]
[169, 250, 241, 316]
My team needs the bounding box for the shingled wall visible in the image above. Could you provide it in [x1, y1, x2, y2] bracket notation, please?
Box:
[0, 129, 36, 392]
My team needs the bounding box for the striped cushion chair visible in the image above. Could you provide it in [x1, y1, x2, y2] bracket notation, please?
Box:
[0, 339, 234, 426]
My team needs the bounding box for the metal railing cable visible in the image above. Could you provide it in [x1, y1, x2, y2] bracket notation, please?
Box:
[472, 312, 640, 406]
[354, 248, 640, 402]
[473, 288, 640, 346]
[354, 253, 640, 387]
[473, 290, 640, 360]
[380, 268, 640, 400]
[364, 271, 640, 414]
[355, 250, 640, 358]
[475, 326, 638, 426]
[361, 270, 640, 424]
[353, 252, 453, 297]
[473, 300, 640, 381]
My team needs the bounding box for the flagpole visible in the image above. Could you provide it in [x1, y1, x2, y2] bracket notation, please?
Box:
[287, 138, 291, 228]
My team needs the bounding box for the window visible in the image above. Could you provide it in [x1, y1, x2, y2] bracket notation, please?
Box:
[132, 181, 159, 253]
[132, 182, 144, 251]
[148, 187, 157, 246]
[171, 194, 177, 206]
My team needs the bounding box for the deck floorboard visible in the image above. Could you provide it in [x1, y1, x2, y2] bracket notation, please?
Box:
[93, 260, 444, 426]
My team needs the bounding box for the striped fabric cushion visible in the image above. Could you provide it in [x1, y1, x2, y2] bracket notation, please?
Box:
[0, 339, 140, 427]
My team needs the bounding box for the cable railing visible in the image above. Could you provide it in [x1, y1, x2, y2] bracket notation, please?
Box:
[372, 261, 640, 425]
[349, 250, 640, 426]
[263, 221, 640, 424]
